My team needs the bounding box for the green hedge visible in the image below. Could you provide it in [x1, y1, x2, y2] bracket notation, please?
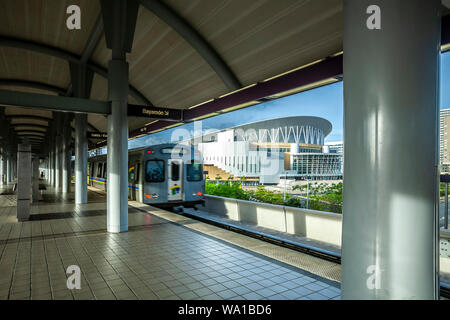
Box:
[205, 182, 251, 200]
[205, 182, 342, 213]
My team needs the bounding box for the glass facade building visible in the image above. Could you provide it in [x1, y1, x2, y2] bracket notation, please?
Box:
[196, 116, 343, 184]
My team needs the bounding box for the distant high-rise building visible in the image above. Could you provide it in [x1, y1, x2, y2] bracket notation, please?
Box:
[325, 141, 343, 174]
[325, 141, 343, 155]
[193, 117, 342, 184]
[440, 108, 450, 164]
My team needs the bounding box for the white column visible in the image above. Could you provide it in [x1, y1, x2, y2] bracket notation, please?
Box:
[75, 114, 88, 204]
[341, 0, 441, 299]
[17, 144, 31, 221]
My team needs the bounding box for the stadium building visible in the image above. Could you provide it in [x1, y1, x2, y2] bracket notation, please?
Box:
[196, 116, 342, 184]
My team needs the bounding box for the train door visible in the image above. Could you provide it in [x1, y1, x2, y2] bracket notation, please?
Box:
[87, 162, 91, 186]
[168, 159, 183, 201]
[128, 162, 137, 200]
[135, 162, 141, 202]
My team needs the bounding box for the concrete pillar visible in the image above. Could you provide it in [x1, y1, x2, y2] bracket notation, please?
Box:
[47, 153, 50, 182]
[107, 59, 129, 233]
[75, 114, 88, 204]
[62, 114, 71, 194]
[17, 143, 31, 221]
[51, 148, 55, 186]
[341, 0, 441, 299]
[49, 151, 52, 184]
[6, 154, 12, 183]
[70, 60, 93, 204]
[55, 134, 61, 189]
[52, 148, 56, 186]
[1, 155, 6, 185]
[54, 113, 63, 190]
[12, 156, 17, 181]
[101, 0, 139, 233]
[50, 154, 52, 183]
[32, 156, 39, 203]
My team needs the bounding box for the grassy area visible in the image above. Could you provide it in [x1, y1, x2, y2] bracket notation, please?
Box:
[205, 181, 342, 213]
[293, 182, 343, 212]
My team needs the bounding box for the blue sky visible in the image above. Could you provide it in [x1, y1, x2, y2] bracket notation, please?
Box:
[127, 51, 450, 149]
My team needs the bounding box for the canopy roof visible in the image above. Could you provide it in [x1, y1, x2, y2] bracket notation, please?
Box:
[0, 0, 448, 152]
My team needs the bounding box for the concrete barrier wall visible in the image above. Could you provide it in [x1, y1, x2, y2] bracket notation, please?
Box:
[204, 195, 450, 275]
[204, 195, 239, 220]
[237, 199, 287, 232]
[204, 195, 342, 246]
[284, 206, 342, 246]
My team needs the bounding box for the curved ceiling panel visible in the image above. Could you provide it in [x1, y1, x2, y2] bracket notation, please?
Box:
[0, 47, 70, 88]
[5, 106, 53, 118]
[0, 0, 100, 56]
[167, 0, 343, 86]
[124, 5, 227, 110]
[10, 118, 49, 127]
[0, 0, 347, 146]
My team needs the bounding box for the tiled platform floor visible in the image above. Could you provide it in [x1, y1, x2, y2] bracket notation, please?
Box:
[0, 183, 341, 300]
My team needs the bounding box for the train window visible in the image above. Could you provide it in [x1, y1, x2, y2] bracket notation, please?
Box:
[97, 163, 103, 178]
[187, 163, 203, 181]
[103, 163, 107, 178]
[171, 162, 180, 181]
[145, 160, 165, 182]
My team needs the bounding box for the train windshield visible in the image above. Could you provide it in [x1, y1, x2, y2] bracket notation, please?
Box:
[145, 160, 165, 182]
[186, 163, 203, 181]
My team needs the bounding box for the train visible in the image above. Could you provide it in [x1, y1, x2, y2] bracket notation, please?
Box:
[87, 143, 205, 210]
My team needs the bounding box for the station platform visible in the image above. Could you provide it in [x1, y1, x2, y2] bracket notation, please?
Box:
[0, 182, 341, 300]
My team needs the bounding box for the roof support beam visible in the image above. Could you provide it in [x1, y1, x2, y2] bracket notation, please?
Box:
[5, 115, 53, 123]
[6, 114, 100, 134]
[0, 79, 67, 95]
[0, 89, 110, 114]
[0, 36, 152, 106]
[16, 130, 46, 136]
[81, 16, 105, 64]
[16, 134, 45, 139]
[11, 123, 49, 130]
[0, 36, 79, 63]
[66, 14, 104, 97]
[139, 0, 241, 91]
[125, 54, 343, 141]
[184, 55, 343, 120]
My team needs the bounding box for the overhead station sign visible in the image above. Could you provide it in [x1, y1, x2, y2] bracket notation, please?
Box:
[88, 132, 107, 139]
[128, 104, 182, 121]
